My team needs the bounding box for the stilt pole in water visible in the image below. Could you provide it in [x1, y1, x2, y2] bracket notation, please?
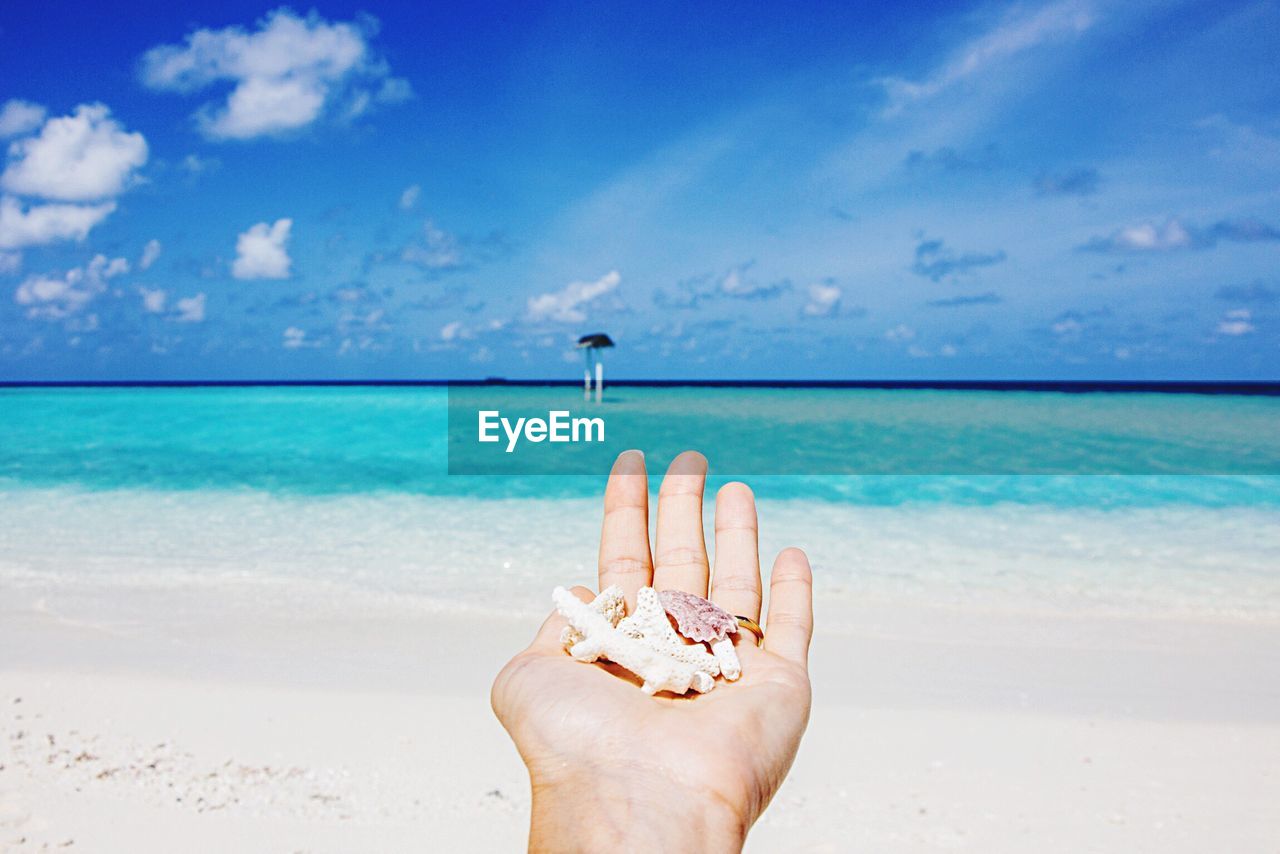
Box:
[575, 333, 614, 404]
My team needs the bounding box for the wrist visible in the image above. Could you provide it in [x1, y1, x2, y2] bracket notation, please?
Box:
[528, 761, 748, 853]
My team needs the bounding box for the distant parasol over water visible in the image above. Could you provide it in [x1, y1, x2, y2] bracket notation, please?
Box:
[577, 333, 614, 401]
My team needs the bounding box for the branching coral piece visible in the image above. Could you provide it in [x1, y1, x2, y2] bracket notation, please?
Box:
[553, 586, 720, 695]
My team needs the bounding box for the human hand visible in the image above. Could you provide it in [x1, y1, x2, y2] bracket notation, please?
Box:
[492, 450, 814, 852]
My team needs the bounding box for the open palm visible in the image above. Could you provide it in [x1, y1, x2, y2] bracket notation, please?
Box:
[492, 450, 814, 851]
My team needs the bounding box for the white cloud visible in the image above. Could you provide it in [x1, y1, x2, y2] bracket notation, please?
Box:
[1216, 319, 1255, 336]
[139, 287, 167, 313]
[0, 251, 20, 275]
[879, 1, 1092, 113]
[139, 238, 162, 270]
[0, 100, 47, 138]
[181, 153, 218, 174]
[140, 9, 410, 140]
[0, 195, 116, 250]
[716, 264, 787, 299]
[1217, 309, 1255, 336]
[399, 184, 420, 210]
[232, 218, 292, 279]
[803, 282, 842, 317]
[1100, 219, 1194, 252]
[719, 268, 747, 295]
[884, 323, 915, 342]
[96, 255, 130, 279]
[174, 292, 206, 323]
[13, 253, 128, 320]
[527, 270, 621, 323]
[1, 104, 147, 201]
[283, 326, 317, 349]
[401, 220, 461, 269]
[440, 320, 464, 341]
[0, 106, 142, 251]
[13, 274, 92, 319]
[1051, 317, 1083, 337]
[1083, 217, 1280, 253]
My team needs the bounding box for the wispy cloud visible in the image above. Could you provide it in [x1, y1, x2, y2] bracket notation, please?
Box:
[1215, 282, 1277, 304]
[1197, 114, 1280, 169]
[14, 253, 128, 320]
[1081, 217, 1280, 253]
[1216, 308, 1255, 336]
[927, 291, 1003, 307]
[878, 1, 1093, 114]
[401, 220, 461, 270]
[803, 282, 842, 317]
[911, 237, 1006, 281]
[1035, 167, 1100, 196]
[139, 287, 167, 313]
[654, 263, 790, 309]
[526, 270, 621, 323]
[904, 144, 1000, 174]
[283, 326, 318, 349]
[399, 184, 421, 211]
[174, 292, 206, 323]
[717, 264, 790, 300]
[139, 238, 162, 271]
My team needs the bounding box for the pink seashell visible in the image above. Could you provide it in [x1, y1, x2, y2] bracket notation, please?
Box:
[658, 589, 739, 643]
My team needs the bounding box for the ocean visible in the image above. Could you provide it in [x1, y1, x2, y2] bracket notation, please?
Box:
[2, 385, 1278, 624]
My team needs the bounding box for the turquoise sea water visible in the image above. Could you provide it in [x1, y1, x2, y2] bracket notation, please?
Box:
[2, 386, 1278, 621]
[3, 386, 1280, 507]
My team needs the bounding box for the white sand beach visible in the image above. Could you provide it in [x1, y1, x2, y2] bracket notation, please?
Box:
[3, 578, 1278, 853]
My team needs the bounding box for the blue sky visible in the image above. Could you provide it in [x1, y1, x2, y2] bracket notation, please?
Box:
[0, 0, 1277, 380]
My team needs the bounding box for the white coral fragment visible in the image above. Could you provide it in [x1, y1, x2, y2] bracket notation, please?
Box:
[553, 585, 721, 695]
[709, 637, 741, 681]
[558, 584, 625, 649]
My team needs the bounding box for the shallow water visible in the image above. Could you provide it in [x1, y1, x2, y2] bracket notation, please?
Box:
[1, 386, 1277, 621]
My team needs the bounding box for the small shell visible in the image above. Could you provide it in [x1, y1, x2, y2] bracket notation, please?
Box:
[658, 589, 739, 643]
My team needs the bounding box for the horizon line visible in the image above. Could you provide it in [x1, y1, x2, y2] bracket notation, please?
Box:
[3, 378, 1279, 395]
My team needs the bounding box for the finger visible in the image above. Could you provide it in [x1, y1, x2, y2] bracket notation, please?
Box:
[763, 548, 814, 668]
[652, 450, 710, 596]
[531, 585, 594, 651]
[597, 450, 652, 610]
[710, 482, 762, 622]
